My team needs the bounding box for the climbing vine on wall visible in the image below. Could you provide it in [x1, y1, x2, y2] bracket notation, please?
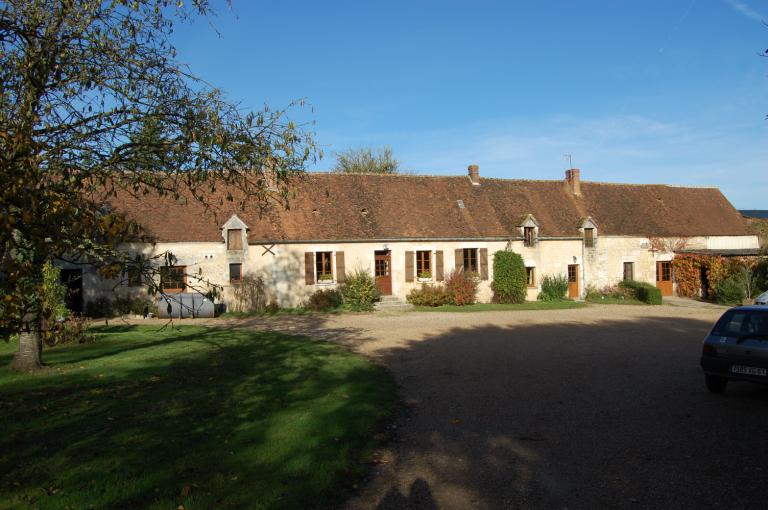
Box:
[672, 254, 763, 300]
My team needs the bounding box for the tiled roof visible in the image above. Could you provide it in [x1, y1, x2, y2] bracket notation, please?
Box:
[109, 172, 752, 242]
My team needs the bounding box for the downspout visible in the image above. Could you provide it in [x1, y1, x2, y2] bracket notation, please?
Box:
[581, 236, 586, 299]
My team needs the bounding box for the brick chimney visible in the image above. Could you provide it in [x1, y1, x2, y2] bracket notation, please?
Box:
[468, 164, 480, 186]
[565, 168, 581, 196]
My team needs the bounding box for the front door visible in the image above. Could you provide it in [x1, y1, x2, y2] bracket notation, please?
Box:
[374, 250, 392, 296]
[60, 269, 83, 314]
[656, 261, 673, 296]
[568, 264, 580, 298]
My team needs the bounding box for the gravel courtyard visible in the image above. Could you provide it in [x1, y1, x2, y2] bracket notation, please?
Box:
[213, 303, 768, 508]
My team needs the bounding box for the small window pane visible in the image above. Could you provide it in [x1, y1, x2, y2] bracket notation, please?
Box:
[524, 227, 535, 247]
[315, 252, 333, 281]
[161, 266, 186, 291]
[526, 267, 535, 286]
[584, 228, 595, 248]
[463, 248, 478, 273]
[416, 251, 431, 277]
[229, 263, 242, 283]
[623, 262, 634, 281]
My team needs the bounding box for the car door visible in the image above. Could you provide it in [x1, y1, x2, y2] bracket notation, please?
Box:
[712, 310, 768, 367]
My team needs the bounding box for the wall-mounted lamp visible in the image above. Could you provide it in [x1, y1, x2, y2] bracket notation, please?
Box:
[573, 256, 577, 263]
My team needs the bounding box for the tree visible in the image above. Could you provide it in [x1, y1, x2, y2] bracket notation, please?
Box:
[332, 146, 399, 174]
[0, 0, 318, 370]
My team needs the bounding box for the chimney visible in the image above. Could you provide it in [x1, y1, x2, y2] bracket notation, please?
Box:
[565, 168, 581, 196]
[468, 164, 480, 186]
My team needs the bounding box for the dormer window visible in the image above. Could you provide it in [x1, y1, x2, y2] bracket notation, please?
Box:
[519, 214, 540, 247]
[221, 215, 249, 254]
[524, 227, 536, 247]
[580, 217, 598, 248]
[227, 229, 243, 251]
[584, 228, 595, 248]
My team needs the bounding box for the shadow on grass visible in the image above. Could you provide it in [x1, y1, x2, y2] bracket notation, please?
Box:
[348, 314, 768, 509]
[0, 325, 395, 510]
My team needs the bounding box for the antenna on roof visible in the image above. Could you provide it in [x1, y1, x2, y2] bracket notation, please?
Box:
[564, 153, 573, 169]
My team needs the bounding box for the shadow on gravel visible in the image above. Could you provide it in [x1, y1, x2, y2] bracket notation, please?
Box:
[352, 315, 768, 510]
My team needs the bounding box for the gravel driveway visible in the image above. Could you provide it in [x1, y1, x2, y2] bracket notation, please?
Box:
[180, 303, 768, 508]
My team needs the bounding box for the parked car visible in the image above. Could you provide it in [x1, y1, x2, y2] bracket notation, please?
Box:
[701, 306, 768, 392]
[755, 290, 768, 306]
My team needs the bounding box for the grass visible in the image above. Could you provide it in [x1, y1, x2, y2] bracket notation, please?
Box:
[585, 296, 648, 305]
[413, 300, 586, 312]
[0, 325, 395, 510]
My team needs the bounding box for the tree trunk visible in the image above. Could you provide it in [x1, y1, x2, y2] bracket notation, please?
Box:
[10, 330, 43, 372]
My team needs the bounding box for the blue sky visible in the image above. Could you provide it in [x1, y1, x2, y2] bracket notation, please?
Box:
[171, 1, 768, 208]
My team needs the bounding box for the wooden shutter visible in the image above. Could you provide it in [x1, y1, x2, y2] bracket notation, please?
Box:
[435, 251, 444, 281]
[335, 251, 345, 283]
[405, 251, 414, 282]
[304, 252, 315, 285]
[227, 229, 243, 250]
[479, 248, 489, 280]
[455, 249, 464, 273]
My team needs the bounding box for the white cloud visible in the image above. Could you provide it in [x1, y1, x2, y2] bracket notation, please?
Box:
[723, 0, 765, 22]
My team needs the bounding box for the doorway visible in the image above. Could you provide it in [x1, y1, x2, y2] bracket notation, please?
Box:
[374, 250, 392, 296]
[567, 264, 580, 298]
[60, 269, 83, 314]
[656, 261, 673, 297]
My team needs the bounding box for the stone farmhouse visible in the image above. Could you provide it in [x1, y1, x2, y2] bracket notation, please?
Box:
[61, 166, 758, 312]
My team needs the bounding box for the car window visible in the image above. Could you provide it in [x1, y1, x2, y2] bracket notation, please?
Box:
[712, 310, 768, 337]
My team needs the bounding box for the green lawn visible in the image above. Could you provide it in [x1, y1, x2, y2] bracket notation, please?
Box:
[0, 326, 395, 510]
[413, 300, 586, 312]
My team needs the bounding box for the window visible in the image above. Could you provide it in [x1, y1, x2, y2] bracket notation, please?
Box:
[227, 229, 243, 251]
[160, 266, 186, 292]
[623, 262, 634, 281]
[229, 263, 242, 283]
[463, 248, 478, 273]
[568, 264, 578, 283]
[584, 228, 595, 248]
[526, 267, 536, 287]
[524, 227, 536, 247]
[315, 252, 333, 282]
[416, 250, 431, 277]
[126, 264, 142, 287]
[657, 261, 672, 282]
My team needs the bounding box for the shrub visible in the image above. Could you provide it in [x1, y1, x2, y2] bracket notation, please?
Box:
[265, 299, 280, 314]
[85, 297, 114, 318]
[45, 315, 95, 346]
[40, 261, 69, 321]
[406, 284, 451, 307]
[131, 298, 158, 317]
[340, 269, 380, 311]
[445, 269, 479, 306]
[584, 283, 631, 302]
[306, 288, 343, 311]
[715, 275, 745, 305]
[491, 251, 526, 303]
[538, 274, 570, 301]
[619, 280, 662, 305]
[113, 297, 134, 315]
[231, 274, 268, 314]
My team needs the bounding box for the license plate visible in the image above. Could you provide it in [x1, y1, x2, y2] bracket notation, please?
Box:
[730, 365, 768, 377]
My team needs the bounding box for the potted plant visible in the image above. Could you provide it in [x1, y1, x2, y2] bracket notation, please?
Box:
[418, 271, 432, 282]
[317, 273, 334, 284]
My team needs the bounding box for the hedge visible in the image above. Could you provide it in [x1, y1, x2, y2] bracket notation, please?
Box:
[618, 280, 662, 305]
[491, 251, 527, 303]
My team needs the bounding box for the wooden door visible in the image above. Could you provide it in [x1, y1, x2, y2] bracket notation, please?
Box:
[375, 251, 392, 295]
[656, 261, 673, 296]
[567, 264, 580, 298]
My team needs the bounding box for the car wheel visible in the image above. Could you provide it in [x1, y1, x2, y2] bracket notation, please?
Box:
[705, 375, 728, 393]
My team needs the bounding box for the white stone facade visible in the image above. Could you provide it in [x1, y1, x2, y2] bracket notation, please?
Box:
[73, 231, 760, 308]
